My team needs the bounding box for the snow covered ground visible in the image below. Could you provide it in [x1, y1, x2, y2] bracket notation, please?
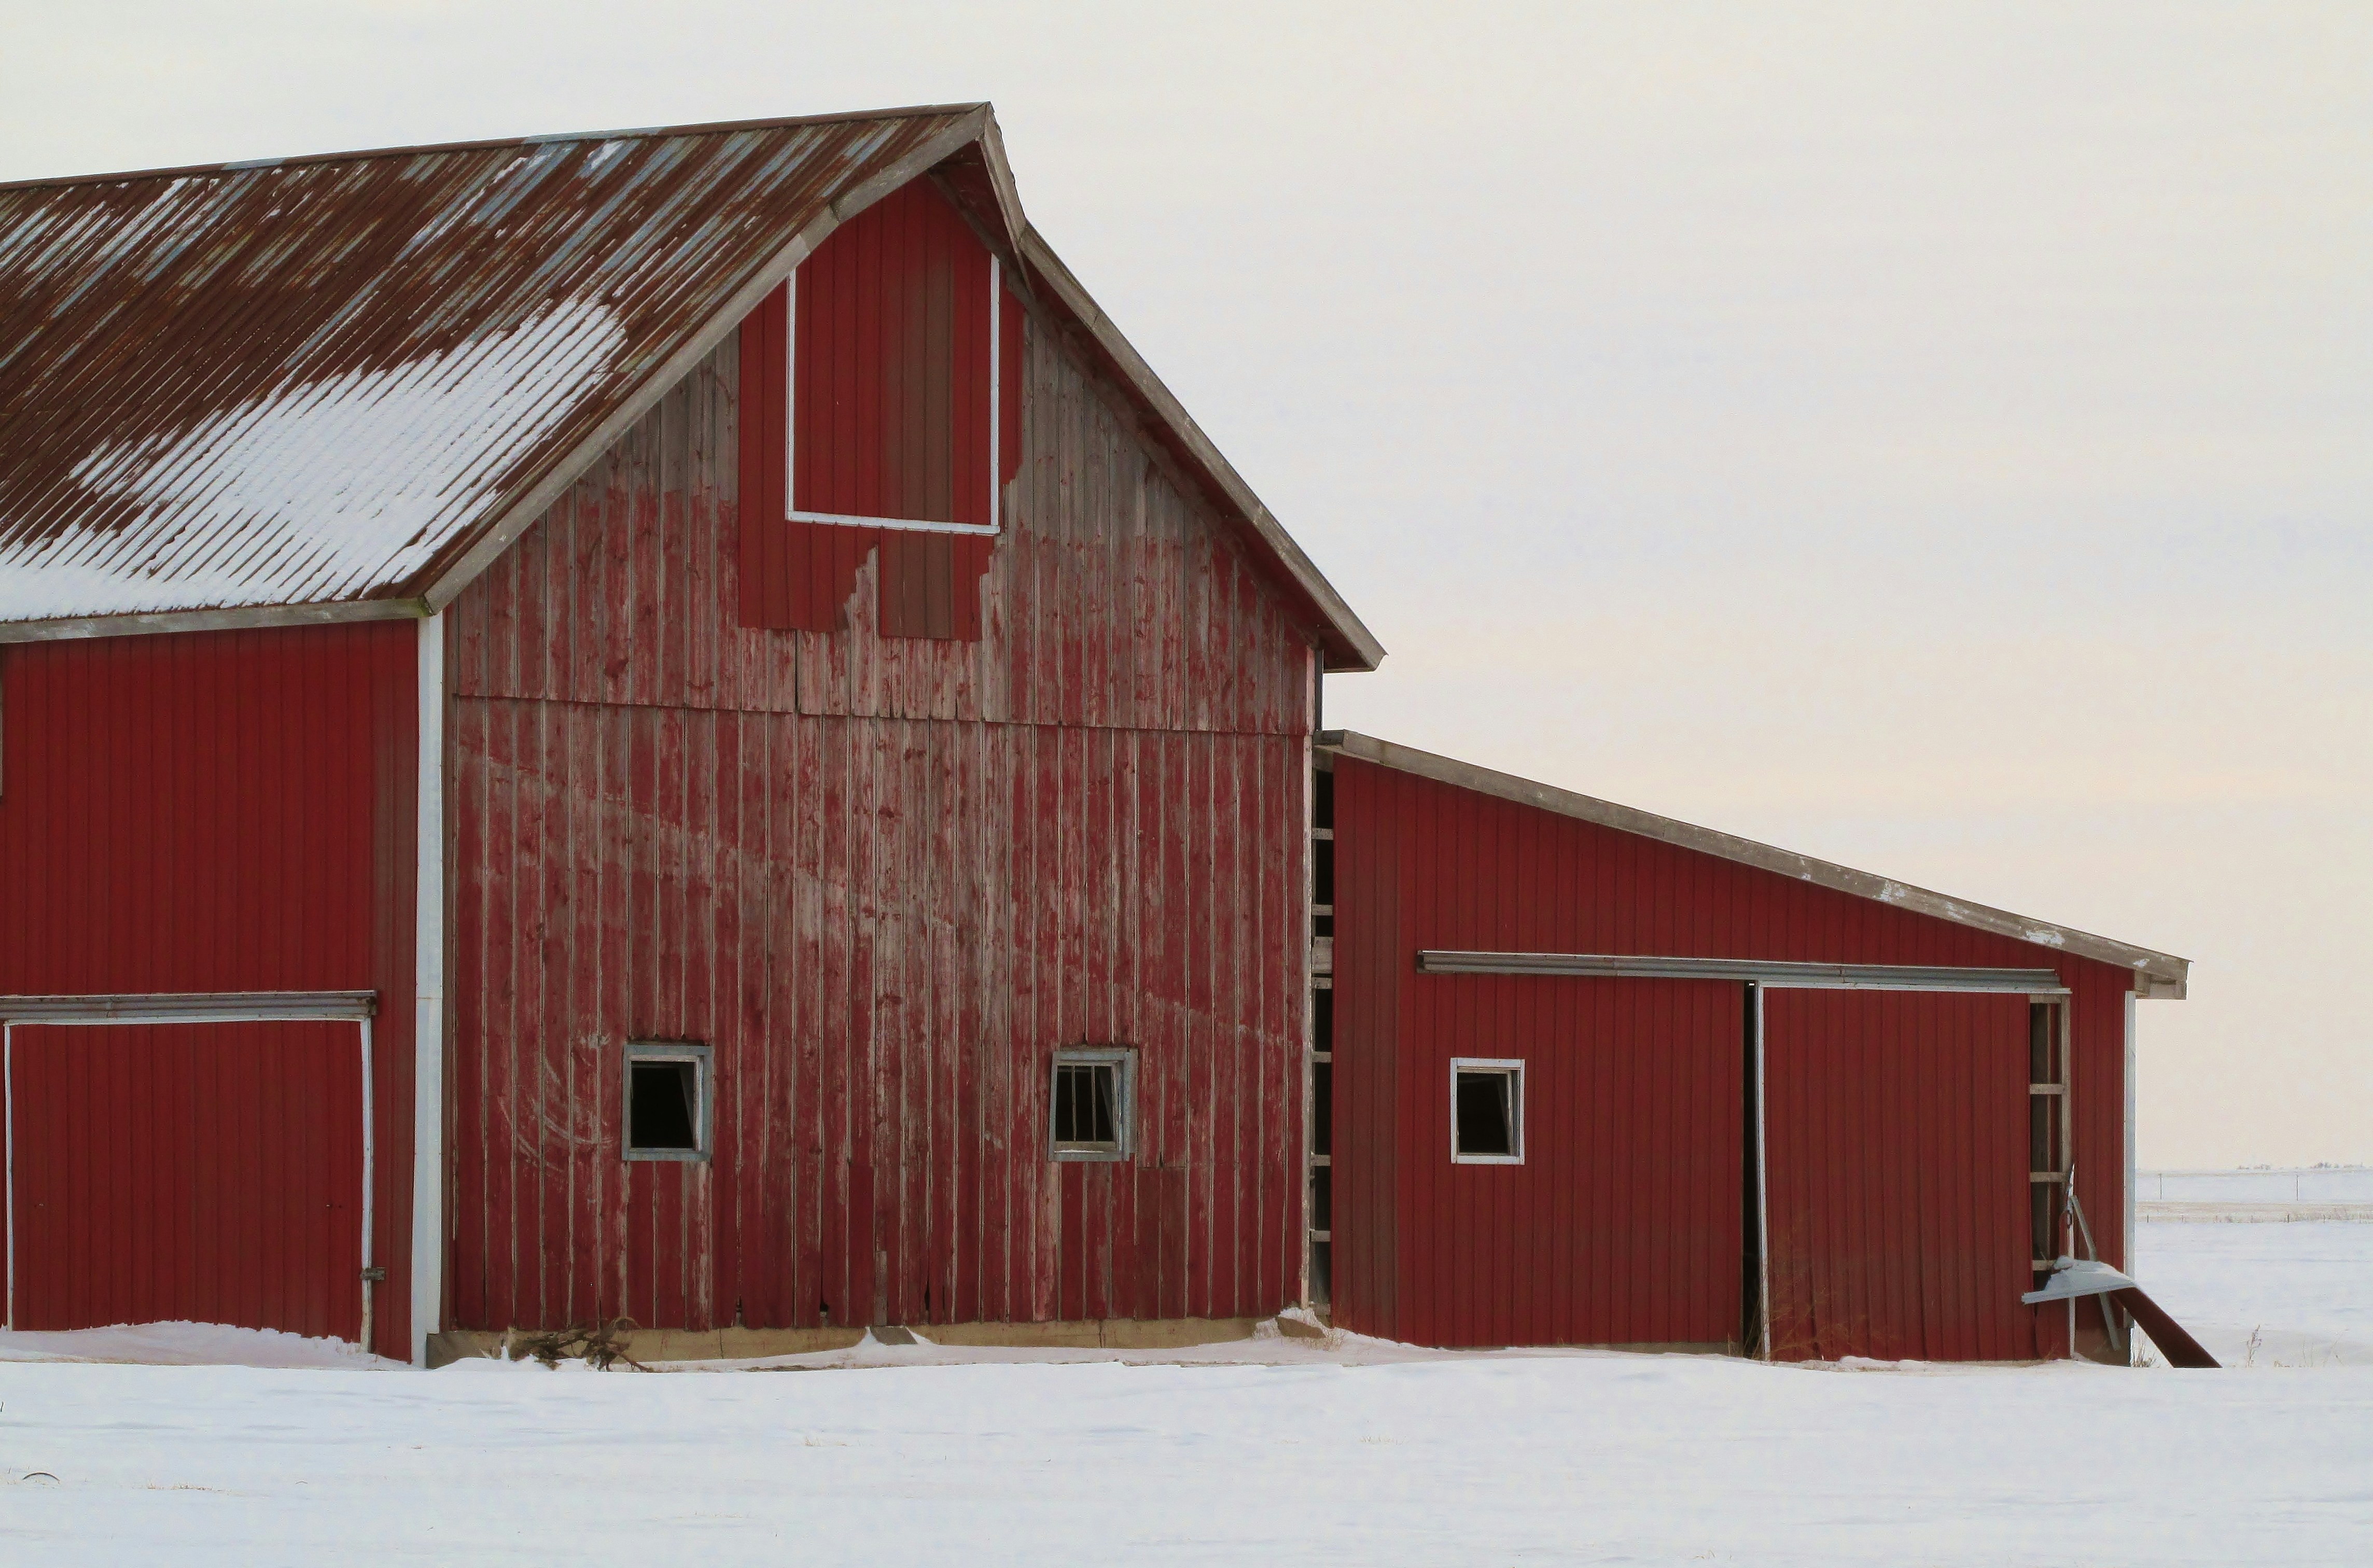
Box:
[0, 1222, 2366, 1564]
[2137, 1219, 2373, 1367]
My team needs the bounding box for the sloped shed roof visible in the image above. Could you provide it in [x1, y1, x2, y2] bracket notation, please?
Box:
[1319, 730, 2190, 997]
[0, 106, 1383, 668]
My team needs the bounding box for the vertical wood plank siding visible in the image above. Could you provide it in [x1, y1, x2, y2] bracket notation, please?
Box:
[446, 310, 1314, 1332]
[1330, 756, 2131, 1355]
[740, 270, 1026, 641]
[0, 623, 419, 1354]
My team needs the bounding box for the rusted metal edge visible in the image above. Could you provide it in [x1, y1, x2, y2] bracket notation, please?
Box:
[1418, 951, 2067, 992]
[1325, 730, 2189, 997]
[0, 990, 378, 1022]
[0, 596, 429, 644]
[416, 110, 991, 613]
[1016, 227, 1386, 674]
[0, 102, 992, 192]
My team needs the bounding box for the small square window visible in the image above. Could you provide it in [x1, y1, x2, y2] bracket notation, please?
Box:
[1451, 1059, 1524, 1165]
[1050, 1047, 1135, 1161]
[625, 1042, 711, 1161]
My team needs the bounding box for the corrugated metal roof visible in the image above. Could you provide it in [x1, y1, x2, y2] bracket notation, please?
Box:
[0, 106, 1386, 669]
[0, 108, 980, 627]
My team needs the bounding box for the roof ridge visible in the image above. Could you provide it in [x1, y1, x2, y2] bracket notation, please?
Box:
[0, 103, 988, 194]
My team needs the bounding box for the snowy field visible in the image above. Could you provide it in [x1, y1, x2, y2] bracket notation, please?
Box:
[0, 1223, 2366, 1565]
[2136, 1220, 2373, 1367]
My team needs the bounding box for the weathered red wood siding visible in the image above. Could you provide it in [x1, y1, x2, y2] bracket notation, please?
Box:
[444, 295, 1316, 1332]
[1330, 755, 2130, 1356]
[741, 273, 1025, 641]
[740, 177, 1028, 641]
[0, 623, 419, 1354]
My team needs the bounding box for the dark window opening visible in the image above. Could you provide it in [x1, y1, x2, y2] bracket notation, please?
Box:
[629, 1062, 696, 1151]
[1453, 1065, 1521, 1161]
[1310, 1165, 1332, 1230]
[1313, 987, 1334, 1052]
[1312, 1060, 1333, 1155]
[624, 1043, 710, 1161]
[1740, 982, 1764, 1355]
[1051, 1048, 1134, 1160]
[1054, 1063, 1118, 1145]
[2029, 1002, 2061, 1264]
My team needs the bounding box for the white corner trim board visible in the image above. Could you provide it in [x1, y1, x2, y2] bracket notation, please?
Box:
[411, 611, 446, 1367]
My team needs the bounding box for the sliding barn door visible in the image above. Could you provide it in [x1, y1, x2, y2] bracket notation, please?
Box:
[7, 1021, 366, 1341]
[1761, 990, 2036, 1362]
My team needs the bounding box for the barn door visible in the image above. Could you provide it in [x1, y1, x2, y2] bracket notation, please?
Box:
[6, 1020, 367, 1341]
[1760, 989, 2035, 1362]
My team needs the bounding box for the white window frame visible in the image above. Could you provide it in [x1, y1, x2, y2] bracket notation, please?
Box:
[1450, 1057, 1525, 1165]
[623, 1041, 712, 1163]
[1049, 1046, 1135, 1163]
[786, 254, 1003, 537]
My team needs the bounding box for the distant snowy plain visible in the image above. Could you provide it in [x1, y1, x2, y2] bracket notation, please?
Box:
[0, 1221, 2365, 1564]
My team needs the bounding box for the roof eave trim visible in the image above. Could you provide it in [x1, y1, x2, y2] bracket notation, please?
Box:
[417, 108, 994, 614]
[1015, 228, 1385, 673]
[1318, 729, 2191, 998]
[969, 111, 1031, 262]
[0, 596, 429, 645]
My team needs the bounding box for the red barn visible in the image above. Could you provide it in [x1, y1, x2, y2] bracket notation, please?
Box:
[0, 105, 2186, 1366]
[1313, 735, 2184, 1364]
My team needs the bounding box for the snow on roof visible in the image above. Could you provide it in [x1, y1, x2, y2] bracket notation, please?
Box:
[0, 108, 978, 628]
[0, 107, 1386, 667]
[6, 300, 624, 618]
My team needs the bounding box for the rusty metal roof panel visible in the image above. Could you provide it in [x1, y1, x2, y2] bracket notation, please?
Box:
[0, 109, 978, 626]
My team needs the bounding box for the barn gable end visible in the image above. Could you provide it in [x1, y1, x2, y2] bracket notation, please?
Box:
[437, 219, 1318, 1334]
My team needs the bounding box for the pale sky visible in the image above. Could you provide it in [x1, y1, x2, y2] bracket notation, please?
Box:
[6, 2, 2366, 1167]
